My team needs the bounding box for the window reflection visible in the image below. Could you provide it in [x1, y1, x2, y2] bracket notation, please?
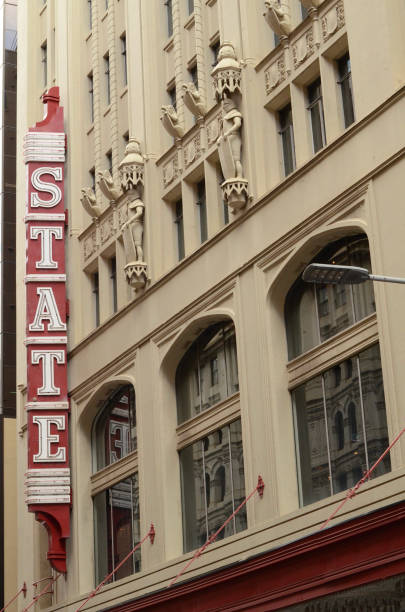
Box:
[176, 322, 239, 424]
[179, 420, 246, 553]
[293, 345, 390, 506]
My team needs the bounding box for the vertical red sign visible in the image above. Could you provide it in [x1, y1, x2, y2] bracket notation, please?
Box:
[24, 87, 70, 573]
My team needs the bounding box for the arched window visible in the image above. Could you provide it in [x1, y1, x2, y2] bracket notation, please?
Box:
[288, 237, 391, 507]
[92, 384, 140, 584]
[176, 321, 246, 553]
[285, 234, 375, 359]
[176, 321, 239, 424]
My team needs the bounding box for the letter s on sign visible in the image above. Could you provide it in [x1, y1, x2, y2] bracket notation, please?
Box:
[31, 167, 62, 208]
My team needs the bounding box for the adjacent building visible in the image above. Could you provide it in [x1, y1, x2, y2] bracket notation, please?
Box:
[16, 0, 405, 610]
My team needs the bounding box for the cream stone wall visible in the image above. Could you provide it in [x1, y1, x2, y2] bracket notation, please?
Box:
[16, 0, 405, 610]
[4, 418, 17, 612]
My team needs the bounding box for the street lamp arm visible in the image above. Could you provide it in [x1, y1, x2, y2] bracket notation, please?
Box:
[368, 273, 405, 285]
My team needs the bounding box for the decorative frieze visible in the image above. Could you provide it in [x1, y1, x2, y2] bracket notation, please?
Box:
[321, 0, 345, 42]
[183, 132, 202, 168]
[100, 213, 115, 245]
[206, 112, 222, 147]
[292, 28, 315, 68]
[265, 56, 287, 94]
[163, 152, 181, 187]
[83, 229, 98, 261]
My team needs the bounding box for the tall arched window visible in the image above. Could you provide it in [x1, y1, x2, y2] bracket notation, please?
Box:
[92, 384, 140, 584]
[176, 321, 246, 553]
[286, 236, 391, 506]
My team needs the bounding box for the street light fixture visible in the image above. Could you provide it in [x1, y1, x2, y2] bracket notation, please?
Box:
[302, 263, 405, 285]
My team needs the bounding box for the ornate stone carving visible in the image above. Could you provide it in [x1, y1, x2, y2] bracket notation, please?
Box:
[83, 230, 98, 260]
[264, 0, 293, 38]
[321, 0, 344, 42]
[211, 42, 242, 101]
[264, 56, 287, 94]
[163, 154, 181, 187]
[181, 82, 206, 118]
[184, 133, 201, 168]
[217, 95, 248, 212]
[100, 213, 115, 244]
[292, 28, 315, 67]
[118, 138, 145, 192]
[160, 105, 185, 139]
[80, 188, 102, 219]
[121, 197, 145, 263]
[124, 262, 148, 292]
[97, 169, 122, 201]
[206, 113, 222, 146]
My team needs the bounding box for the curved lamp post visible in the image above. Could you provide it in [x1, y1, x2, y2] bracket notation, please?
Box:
[302, 263, 405, 285]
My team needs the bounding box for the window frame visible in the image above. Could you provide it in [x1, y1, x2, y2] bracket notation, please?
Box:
[278, 102, 296, 176]
[307, 77, 326, 153]
[337, 52, 355, 128]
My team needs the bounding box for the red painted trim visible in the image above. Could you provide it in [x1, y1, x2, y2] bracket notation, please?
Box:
[104, 501, 405, 611]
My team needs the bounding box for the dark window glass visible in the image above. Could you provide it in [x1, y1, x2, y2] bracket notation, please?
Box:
[174, 199, 185, 260]
[301, 5, 309, 19]
[168, 84, 177, 110]
[285, 235, 375, 359]
[279, 103, 296, 176]
[338, 52, 355, 128]
[110, 256, 117, 313]
[165, 0, 173, 37]
[121, 34, 127, 86]
[94, 474, 140, 584]
[104, 53, 111, 105]
[41, 41, 47, 87]
[106, 150, 112, 175]
[188, 0, 194, 14]
[307, 78, 326, 153]
[211, 39, 220, 67]
[176, 322, 239, 423]
[196, 179, 207, 243]
[88, 0, 92, 30]
[88, 73, 94, 123]
[89, 167, 95, 190]
[189, 64, 198, 88]
[92, 271, 100, 327]
[293, 345, 390, 506]
[180, 420, 246, 552]
[93, 385, 137, 471]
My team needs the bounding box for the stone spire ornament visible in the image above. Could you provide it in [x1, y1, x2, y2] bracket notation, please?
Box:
[211, 41, 242, 102]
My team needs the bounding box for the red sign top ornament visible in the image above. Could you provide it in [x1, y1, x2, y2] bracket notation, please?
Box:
[24, 87, 70, 574]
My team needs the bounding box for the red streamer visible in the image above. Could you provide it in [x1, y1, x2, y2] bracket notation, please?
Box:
[321, 426, 405, 530]
[169, 475, 265, 588]
[75, 523, 155, 612]
[21, 574, 61, 612]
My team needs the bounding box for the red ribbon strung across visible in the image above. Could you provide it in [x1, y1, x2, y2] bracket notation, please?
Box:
[169, 475, 265, 588]
[21, 574, 61, 612]
[321, 425, 405, 530]
[75, 523, 155, 612]
[0, 583, 27, 612]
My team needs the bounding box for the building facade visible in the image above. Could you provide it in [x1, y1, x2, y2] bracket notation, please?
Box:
[16, 0, 405, 610]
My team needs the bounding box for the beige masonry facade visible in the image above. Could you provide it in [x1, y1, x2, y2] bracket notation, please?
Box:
[16, 0, 405, 610]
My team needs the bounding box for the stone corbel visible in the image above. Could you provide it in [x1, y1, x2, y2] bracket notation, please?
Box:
[264, 0, 294, 39]
[80, 187, 102, 220]
[211, 42, 242, 102]
[97, 169, 123, 202]
[160, 105, 185, 139]
[181, 82, 206, 118]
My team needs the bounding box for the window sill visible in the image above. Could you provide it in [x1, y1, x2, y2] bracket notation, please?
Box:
[184, 13, 195, 31]
[87, 124, 94, 135]
[39, 3, 47, 16]
[90, 449, 138, 495]
[176, 392, 240, 449]
[101, 9, 108, 22]
[163, 37, 174, 53]
[85, 30, 92, 42]
[120, 85, 128, 99]
[103, 105, 111, 117]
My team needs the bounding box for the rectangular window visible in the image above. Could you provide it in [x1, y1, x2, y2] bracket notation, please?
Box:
[88, 0, 92, 30]
[174, 199, 185, 261]
[188, 0, 194, 14]
[338, 52, 355, 128]
[307, 77, 326, 153]
[94, 474, 140, 584]
[89, 167, 95, 190]
[279, 103, 296, 176]
[110, 256, 117, 313]
[104, 52, 110, 106]
[165, 0, 173, 37]
[92, 271, 100, 327]
[180, 420, 246, 553]
[106, 150, 112, 175]
[189, 64, 198, 88]
[196, 179, 207, 243]
[121, 33, 127, 86]
[41, 41, 47, 87]
[293, 344, 390, 507]
[167, 84, 176, 110]
[217, 167, 229, 225]
[88, 72, 94, 123]
[210, 39, 220, 67]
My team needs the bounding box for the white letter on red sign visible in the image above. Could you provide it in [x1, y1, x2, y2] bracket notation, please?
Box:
[29, 287, 66, 332]
[33, 415, 66, 462]
[31, 167, 62, 208]
[31, 349, 65, 395]
[30, 226, 63, 269]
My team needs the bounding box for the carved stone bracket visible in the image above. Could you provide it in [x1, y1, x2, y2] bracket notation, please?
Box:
[97, 170, 122, 202]
[264, 0, 293, 38]
[124, 261, 148, 291]
[160, 105, 185, 139]
[80, 187, 102, 219]
[221, 178, 249, 213]
[118, 138, 145, 192]
[181, 82, 206, 118]
[211, 42, 242, 101]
